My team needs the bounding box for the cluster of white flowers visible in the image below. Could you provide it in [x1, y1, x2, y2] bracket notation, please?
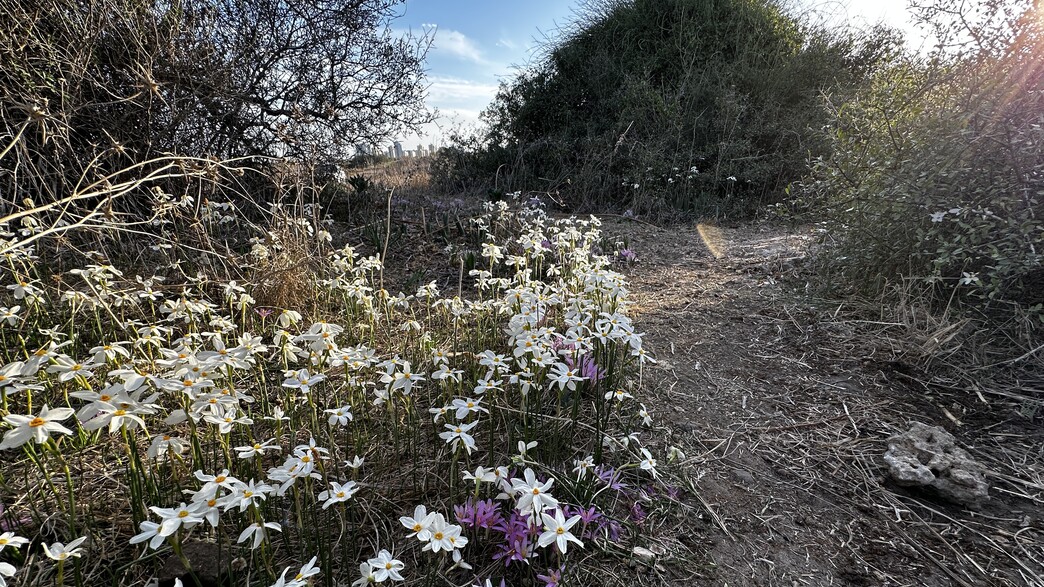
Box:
[0, 195, 660, 586]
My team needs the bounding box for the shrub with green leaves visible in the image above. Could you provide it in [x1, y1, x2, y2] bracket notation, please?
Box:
[809, 0, 1044, 327]
[432, 0, 899, 218]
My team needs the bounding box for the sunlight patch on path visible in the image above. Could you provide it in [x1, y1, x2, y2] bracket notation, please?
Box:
[696, 223, 726, 259]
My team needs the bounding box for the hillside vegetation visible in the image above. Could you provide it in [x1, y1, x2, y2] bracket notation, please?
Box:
[435, 0, 1042, 375]
[433, 0, 902, 216]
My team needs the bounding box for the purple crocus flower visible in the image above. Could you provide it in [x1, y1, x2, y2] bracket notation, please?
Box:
[537, 567, 564, 587]
[455, 498, 503, 530]
[492, 534, 532, 567]
[562, 353, 604, 383]
[630, 502, 647, 524]
[594, 465, 627, 491]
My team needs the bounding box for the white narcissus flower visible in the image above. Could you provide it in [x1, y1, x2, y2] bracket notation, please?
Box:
[462, 466, 497, 484]
[324, 405, 353, 427]
[638, 404, 652, 426]
[0, 561, 15, 587]
[45, 356, 96, 382]
[352, 563, 378, 587]
[450, 397, 487, 420]
[234, 438, 280, 459]
[150, 503, 204, 537]
[547, 362, 584, 391]
[667, 445, 687, 463]
[399, 505, 435, 541]
[282, 368, 325, 395]
[0, 533, 28, 553]
[439, 421, 478, 455]
[129, 521, 166, 550]
[237, 521, 281, 550]
[223, 479, 273, 512]
[639, 448, 659, 478]
[318, 480, 359, 509]
[423, 514, 466, 553]
[366, 549, 405, 582]
[277, 309, 302, 328]
[573, 455, 595, 479]
[147, 434, 187, 460]
[0, 306, 20, 326]
[510, 468, 558, 517]
[291, 556, 320, 584]
[538, 509, 584, 554]
[0, 405, 75, 450]
[42, 536, 87, 561]
[0, 361, 24, 390]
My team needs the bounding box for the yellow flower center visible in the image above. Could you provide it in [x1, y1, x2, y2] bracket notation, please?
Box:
[215, 475, 226, 483]
[532, 488, 540, 495]
[29, 417, 45, 427]
[336, 491, 345, 498]
[178, 510, 189, 518]
[113, 409, 127, 416]
[557, 527, 565, 535]
[433, 532, 444, 541]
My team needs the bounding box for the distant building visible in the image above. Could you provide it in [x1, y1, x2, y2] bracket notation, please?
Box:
[416, 144, 425, 157]
[387, 146, 395, 159]
[393, 141, 403, 159]
[428, 143, 436, 156]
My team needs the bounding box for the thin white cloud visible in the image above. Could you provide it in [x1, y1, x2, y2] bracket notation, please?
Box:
[496, 37, 520, 50]
[431, 27, 486, 64]
[426, 76, 500, 105]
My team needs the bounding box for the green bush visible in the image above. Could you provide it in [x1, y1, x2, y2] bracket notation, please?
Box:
[432, 0, 898, 218]
[808, 0, 1043, 330]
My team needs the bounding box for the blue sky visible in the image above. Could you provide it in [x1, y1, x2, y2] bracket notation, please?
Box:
[392, 0, 923, 147]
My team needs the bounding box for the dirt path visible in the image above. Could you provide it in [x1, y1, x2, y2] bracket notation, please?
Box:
[610, 219, 1044, 587]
